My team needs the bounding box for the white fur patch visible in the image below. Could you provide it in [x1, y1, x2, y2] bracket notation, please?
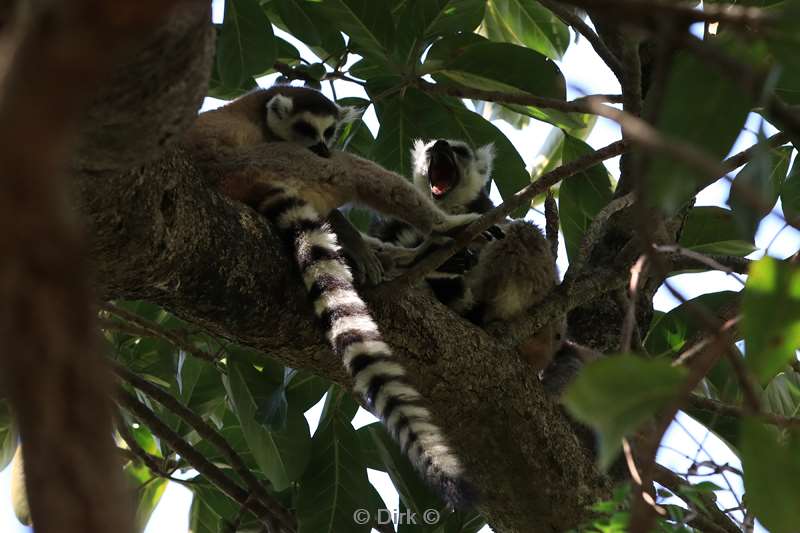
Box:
[313, 288, 363, 316]
[396, 228, 421, 248]
[303, 228, 340, 249]
[329, 314, 378, 339]
[342, 340, 391, 366]
[373, 382, 421, 413]
[352, 362, 407, 396]
[278, 204, 320, 227]
[302, 259, 353, 288]
[338, 105, 363, 124]
[266, 94, 294, 140]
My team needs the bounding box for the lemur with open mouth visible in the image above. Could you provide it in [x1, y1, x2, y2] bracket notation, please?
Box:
[371, 138, 565, 372]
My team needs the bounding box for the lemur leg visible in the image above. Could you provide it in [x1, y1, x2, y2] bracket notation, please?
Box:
[326, 210, 384, 285]
[465, 220, 566, 373]
[332, 152, 480, 235]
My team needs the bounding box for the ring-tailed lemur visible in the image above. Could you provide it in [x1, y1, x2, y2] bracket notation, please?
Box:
[370, 138, 565, 372]
[185, 86, 477, 507]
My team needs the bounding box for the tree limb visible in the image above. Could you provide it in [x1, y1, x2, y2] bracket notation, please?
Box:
[117, 390, 287, 532]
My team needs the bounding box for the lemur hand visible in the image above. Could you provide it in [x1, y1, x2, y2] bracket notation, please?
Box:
[327, 210, 384, 285]
[341, 243, 384, 285]
[432, 212, 481, 236]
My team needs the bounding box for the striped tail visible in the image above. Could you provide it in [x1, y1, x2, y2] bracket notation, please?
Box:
[258, 184, 476, 508]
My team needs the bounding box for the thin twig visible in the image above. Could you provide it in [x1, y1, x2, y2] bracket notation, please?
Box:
[559, 0, 774, 27]
[538, 0, 623, 80]
[414, 79, 620, 114]
[117, 390, 291, 533]
[653, 464, 742, 533]
[101, 302, 223, 367]
[544, 191, 560, 259]
[621, 255, 648, 353]
[688, 395, 800, 430]
[113, 363, 295, 531]
[655, 244, 749, 281]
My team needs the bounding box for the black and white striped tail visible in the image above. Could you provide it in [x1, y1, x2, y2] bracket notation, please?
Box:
[258, 184, 475, 508]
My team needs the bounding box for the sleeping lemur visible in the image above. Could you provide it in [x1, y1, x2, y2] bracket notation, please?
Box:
[371, 139, 565, 373]
[184, 86, 476, 507]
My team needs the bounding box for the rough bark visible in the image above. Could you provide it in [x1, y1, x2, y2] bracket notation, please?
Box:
[69, 8, 611, 533]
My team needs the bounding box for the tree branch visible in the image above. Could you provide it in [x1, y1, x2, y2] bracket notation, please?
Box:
[117, 390, 288, 533]
[538, 0, 624, 80]
[113, 363, 296, 530]
[688, 395, 800, 430]
[414, 79, 621, 114]
[652, 464, 742, 533]
[559, 0, 774, 27]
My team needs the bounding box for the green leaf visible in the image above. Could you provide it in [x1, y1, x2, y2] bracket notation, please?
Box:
[678, 206, 757, 257]
[558, 135, 614, 262]
[0, 400, 18, 470]
[741, 418, 800, 533]
[728, 144, 792, 241]
[426, 35, 566, 100]
[780, 148, 800, 222]
[563, 354, 687, 468]
[296, 415, 372, 533]
[313, 0, 395, 62]
[190, 479, 251, 532]
[217, 0, 277, 88]
[273, 0, 321, 46]
[285, 369, 329, 412]
[762, 370, 800, 418]
[319, 385, 360, 424]
[256, 384, 289, 432]
[644, 291, 740, 399]
[133, 477, 168, 532]
[225, 360, 311, 490]
[422, 0, 486, 37]
[645, 52, 751, 212]
[393, 0, 486, 63]
[743, 257, 800, 384]
[189, 492, 222, 533]
[482, 0, 570, 60]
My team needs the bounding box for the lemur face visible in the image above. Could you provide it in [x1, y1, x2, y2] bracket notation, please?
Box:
[411, 139, 495, 210]
[266, 92, 360, 157]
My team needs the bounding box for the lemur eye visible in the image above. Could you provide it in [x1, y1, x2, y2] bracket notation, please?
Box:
[292, 121, 317, 138]
[451, 145, 471, 158]
[324, 126, 335, 139]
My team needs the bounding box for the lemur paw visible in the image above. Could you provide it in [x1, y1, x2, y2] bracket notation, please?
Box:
[342, 245, 384, 286]
[432, 212, 481, 235]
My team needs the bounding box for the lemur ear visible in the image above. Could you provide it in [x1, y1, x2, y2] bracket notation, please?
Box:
[338, 105, 362, 123]
[267, 94, 293, 120]
[411, 138, 429, 162]
[475, 143, 495, 177]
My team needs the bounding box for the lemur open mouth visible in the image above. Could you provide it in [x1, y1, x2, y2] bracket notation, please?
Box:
[427, 140, 459, 199]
